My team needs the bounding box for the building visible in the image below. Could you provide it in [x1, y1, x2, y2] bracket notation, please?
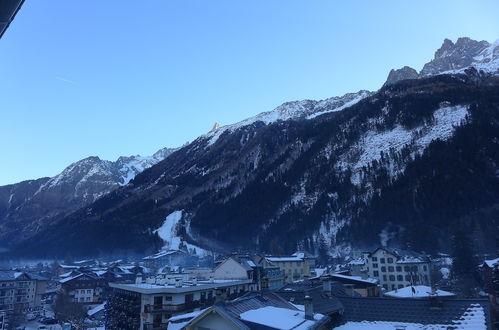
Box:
[108, 277, 257, 330]
[167, 292, 330, 330]
[276, 279, 346, 320]
[480, 258, 499, 321]
[0, 271, 47, 321]
[364, 247, 431, 291]
[334, 296, 491, 329]
[59, 273, 108, 306]
[143, 250, 191, 270]
[212, 256, 255, 281]
[324, 274, 380, 297]
[266, 252, 316, 283]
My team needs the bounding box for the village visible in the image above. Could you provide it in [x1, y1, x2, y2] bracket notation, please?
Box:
[0, 246, 497, 329]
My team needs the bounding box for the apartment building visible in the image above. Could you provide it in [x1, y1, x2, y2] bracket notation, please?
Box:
[364, 247, 432, 291]
[0, 271, 47, 313]
[266, 252, 316, 283]
[108, 277, 257, 330]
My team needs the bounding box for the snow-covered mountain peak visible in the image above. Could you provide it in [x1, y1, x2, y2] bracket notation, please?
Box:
[203, 90, 372, 146]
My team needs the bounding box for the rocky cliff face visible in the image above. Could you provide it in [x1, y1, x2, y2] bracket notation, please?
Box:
[384, 66, 419, 86]
[384, 37, 499, 86]
[0, 148, 175, 246]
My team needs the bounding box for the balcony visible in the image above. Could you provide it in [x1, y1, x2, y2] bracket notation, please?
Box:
[143, 304, 185, 313]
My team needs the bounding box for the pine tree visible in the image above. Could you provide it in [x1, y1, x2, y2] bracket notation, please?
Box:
[451, 229, 479, 296]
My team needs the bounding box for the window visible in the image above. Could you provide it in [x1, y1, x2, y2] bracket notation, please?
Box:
[397, 275, 403, 281]
[388, 266, 394, 272]
[86, 297, 90, 301]
[373, 271, 379, 277]
[404, 266, 410, 272]
[396, 266, 402, 272]
[405, 275, 411, 281]
[423, 265, 427, 271]
[373, 263, 378, 268]
[372, 257, 377, 262]
[383, 275, 387, 281]
[411, 266, 418, 272]
[387, 258, 393, 263]
[383, 284, 388, 290]
[86, 289, 91, 294]
[389, 275, 395, 281]
[380, 258, 385, 264]
[391, 284, 396, 290]
[398, 284, 404, 289]
[381, 266, 386, 272]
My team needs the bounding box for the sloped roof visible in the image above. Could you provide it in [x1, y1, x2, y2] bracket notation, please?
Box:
[371, 247, 430, 263]
[180, 292, 328, 330]
[276, 281, 345, 315]
[338, 296, 490, 328]
[384, 285, 455, 299]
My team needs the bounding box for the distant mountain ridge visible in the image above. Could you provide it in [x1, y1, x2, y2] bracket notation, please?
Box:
[385, 37, 499, 86]
[0, 147, 176, 245]
[2, 37, 499, 258]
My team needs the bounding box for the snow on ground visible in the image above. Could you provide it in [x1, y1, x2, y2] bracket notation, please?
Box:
[339, 105, 469, 185]
[307, 90, 371, 119]
[154, 210, 210, 256]
[384, 285, 455, 298]
[239, 306, 326, 330]
[334, 304, 486, 329]
[203, 90, 372, 146]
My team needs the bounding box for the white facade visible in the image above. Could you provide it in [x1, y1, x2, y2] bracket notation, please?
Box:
[364, 248, 431, 291]
[213, 258, 250, 280]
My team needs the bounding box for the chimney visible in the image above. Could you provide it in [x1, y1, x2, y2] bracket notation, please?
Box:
[175, 278, 182, 288]
[304, 295, 314, 320]
[209, 275, 214, 283]
[135, 273, 142, 284]
[192, 277, 197, 286]
[344, 284, 355, 297]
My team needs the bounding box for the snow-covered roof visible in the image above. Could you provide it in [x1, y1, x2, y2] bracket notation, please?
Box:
[384, 285, 455, 299]
[336, 303, 487, 329]
[483, 258, 499, 268]
[330, 273, 378, 285]
[87, 303, 105, 316]
[239, 306, 327, 330]
[267, 256, 304, 262]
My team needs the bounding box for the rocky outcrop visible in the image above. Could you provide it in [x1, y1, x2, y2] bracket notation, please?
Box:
[384, 66, 419, 86]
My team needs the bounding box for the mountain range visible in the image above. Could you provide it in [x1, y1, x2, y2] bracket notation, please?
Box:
[2, 37, 498, 259]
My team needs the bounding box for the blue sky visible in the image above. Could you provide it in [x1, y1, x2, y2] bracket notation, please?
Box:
[0, 0, 498, 185]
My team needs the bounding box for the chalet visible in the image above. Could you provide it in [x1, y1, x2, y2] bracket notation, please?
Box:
[143, 250, 189, 270]
[364, 247, 432, 291]
[59, 273, 105, 306]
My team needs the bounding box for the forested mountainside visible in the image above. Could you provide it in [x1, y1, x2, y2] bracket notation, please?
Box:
[11, 70, 499, 258]
[0, 147, 175, 245]
[2, 37, 498, 259]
